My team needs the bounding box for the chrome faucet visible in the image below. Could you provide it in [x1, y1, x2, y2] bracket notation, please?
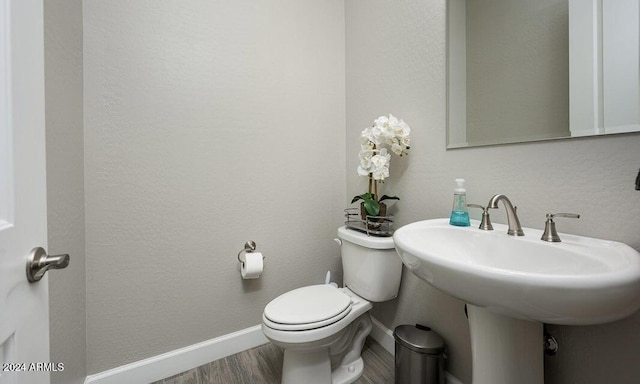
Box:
[487, 194, 524, 236]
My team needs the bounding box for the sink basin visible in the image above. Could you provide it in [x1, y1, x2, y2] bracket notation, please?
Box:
[393, 218, 640, 325]
[394, 217, 640, 384]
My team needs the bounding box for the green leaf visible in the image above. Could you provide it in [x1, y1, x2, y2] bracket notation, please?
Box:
[352, 192, 375, 204]
[351, 195, 364, 204]
[379, 195, 400, 202]
[363, 199, 380, 216]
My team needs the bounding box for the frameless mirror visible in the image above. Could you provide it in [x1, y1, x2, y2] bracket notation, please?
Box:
[447, 0, 640, 148]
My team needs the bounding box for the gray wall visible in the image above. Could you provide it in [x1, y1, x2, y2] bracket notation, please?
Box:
[44, 0, 86, 383]
[83, 0, 345, 373]
[45, 0, 640, 382]
[346, 1, 640, 384]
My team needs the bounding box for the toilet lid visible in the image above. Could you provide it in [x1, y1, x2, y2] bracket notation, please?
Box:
[264, 285, 352, 325]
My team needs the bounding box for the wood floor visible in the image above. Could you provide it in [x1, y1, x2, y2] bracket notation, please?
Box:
[151, 337, 394, 384]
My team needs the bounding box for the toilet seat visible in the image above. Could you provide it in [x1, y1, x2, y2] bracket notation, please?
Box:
[263, 306, 352, 331]
[263, 285, 352, 331]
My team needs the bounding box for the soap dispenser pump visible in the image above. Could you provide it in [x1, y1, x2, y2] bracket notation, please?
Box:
[449, 178, 470, 227]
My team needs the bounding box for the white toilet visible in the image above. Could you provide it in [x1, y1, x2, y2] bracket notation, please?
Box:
[262, 226, 402, 384]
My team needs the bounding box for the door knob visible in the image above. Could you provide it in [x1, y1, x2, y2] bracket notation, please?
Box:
[26, 247, 70, 283]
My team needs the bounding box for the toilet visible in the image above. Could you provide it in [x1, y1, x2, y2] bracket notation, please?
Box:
[262, 226, 402, 384]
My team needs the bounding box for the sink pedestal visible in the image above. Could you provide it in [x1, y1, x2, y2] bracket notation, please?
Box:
[467, 305, 543, 384]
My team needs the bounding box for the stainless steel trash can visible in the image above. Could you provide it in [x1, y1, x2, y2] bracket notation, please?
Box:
[393, 324, 446, 384]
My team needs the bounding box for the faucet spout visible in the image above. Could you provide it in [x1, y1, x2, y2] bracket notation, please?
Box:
[487, 194, 524, 236]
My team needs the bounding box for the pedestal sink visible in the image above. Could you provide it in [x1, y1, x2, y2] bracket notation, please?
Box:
[393, 218, 640, 384]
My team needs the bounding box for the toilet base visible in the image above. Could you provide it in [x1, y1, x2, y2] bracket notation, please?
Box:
[278, 313, 372, 384]
[331, 357, 364, 384]
[282, 348, 332, 384]
[281, 351, 364, 384]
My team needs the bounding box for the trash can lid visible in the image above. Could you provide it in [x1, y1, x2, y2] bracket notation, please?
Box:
[393, 324, 445, 354]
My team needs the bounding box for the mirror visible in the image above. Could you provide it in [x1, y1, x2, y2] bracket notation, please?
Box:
[447, 0, 640, 148]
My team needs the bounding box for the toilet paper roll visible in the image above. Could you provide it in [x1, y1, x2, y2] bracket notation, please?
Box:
[241, 252, 263, 279]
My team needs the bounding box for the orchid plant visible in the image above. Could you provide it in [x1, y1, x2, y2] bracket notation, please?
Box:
[351, 114, 411, 217]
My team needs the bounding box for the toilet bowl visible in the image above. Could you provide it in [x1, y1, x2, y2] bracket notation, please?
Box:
[262, 227, 402, 384]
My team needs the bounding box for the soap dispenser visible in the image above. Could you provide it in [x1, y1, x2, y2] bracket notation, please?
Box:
[449, 178, 470, 227]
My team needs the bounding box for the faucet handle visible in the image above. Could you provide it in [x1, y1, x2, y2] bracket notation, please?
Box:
[468, 204, 494, 231]
[541, 213, 580, 242]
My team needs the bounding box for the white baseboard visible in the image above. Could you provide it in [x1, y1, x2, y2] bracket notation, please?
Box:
[369, 317, 464, 384]
[85, 319, 464, 384]
[84, 325, 268, 384]
[369, 316, 397, 355]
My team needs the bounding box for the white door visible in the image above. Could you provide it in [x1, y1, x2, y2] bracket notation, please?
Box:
[0, 0, 53, 383]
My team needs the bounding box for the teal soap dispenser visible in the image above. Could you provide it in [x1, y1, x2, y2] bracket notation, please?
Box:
[449, 178, 471, 227]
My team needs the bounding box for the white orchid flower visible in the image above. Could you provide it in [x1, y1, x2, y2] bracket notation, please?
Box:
[356, 114, 410, 180]
[391, 142, 404, 156]
[361, 127, 380, 145]
[359, 148, 373, 169]
[388, 114, 400, 129]
[357, 165, 371, 176]
[360, 139, 374, 150]
[371, 147, 390, 180]
[394, 120, 411, 138]
[372, 164, 390, 181]
[374, 115, 389, 127]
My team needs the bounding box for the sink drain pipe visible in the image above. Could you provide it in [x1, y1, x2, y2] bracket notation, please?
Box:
[543, 331, 559, 356]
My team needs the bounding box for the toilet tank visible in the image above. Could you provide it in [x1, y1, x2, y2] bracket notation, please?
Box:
[337, 226, 402, 302]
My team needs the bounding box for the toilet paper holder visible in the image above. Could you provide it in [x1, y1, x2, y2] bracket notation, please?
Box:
[237, 240, 265, 267]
